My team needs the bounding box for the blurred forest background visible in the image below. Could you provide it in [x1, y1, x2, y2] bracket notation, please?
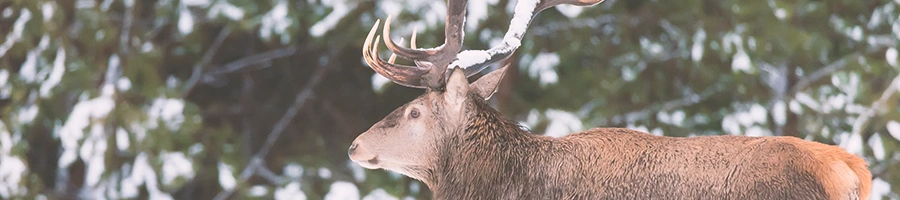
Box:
[1, 0, 900, 199]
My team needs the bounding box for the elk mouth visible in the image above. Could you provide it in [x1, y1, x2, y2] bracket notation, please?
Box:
[352, 156, 381, 169]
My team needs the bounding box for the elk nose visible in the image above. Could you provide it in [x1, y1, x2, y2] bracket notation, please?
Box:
[348, 143, 359, 156]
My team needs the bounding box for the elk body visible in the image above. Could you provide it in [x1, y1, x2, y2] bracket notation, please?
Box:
[348, 0, 872, 199]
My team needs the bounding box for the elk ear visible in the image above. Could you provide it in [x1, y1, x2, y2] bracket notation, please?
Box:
[445, 67, 469, 109]
[471, 65, 509, 100]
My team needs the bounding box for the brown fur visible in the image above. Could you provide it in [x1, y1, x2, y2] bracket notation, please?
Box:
[420, 94, 871, 200]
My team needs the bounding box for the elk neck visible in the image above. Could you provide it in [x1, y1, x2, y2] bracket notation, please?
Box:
[426, 93, 572, 198]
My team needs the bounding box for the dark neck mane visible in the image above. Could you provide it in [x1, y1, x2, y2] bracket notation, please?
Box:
[428, 94, 552, 199]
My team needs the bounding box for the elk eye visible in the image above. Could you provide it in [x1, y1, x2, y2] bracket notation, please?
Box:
[409, 109, 420, 119]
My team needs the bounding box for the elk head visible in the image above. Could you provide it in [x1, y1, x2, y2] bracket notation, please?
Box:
[349, 0, 604, 182]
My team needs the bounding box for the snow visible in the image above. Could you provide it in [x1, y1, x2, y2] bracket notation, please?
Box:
[42, 2, 54, 21]
[887, 121, 900, 141]
[0, 9, 30, 57]
[771, 101, 786, 126]
[82, 126, 107, 187]
[867, 134, 885, 160]
[40, 47, 66, 97]
[0, 122, 27, 198]
[467, 0, 489, 30]
[17, 102, 38, 124]
[161, 152, 194, 185]
[838, 132, 863, 155]
[147, 98, 185, 131]
[319, 167, 332, 179]
[208, 2, 245, 20]
[870, 178, 892, 200]
[731, 49, 752, 73]
[774, 8, 787, 20]
[117, 77, 132, 91]
[544, 109, 583, 138]
[849, 26, 863, 41]
[555, 4, 584, 18]
[691, 29, 706, 62]
[249, 185, 268, 197]
[749, 104, 767, 124]
[219, 162, 236, 190]
[284, 163, 304, 178]
[324, 181, 359, 200]
[508, 0, 538, 41]
[794, 93, 821, 112]
[371, 73, 391, 92]
[116, 128, 129, 151]
[127, 153, 172, 200]
[525, 52, 561, 86]
[178, 6, 194, 35]
[886, 48, 898, 68]
[450, 50, 491, 69]
[275, 182, 307, 200]
[310, 1, 348, 38]
[363, 189, 398, 200]
[182, 0, 210, 7]
[0, 155, 27, 197]
[721, 115, 740, 135]
[349, 162, 366, 182]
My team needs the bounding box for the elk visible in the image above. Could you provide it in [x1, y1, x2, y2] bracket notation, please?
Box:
[348, 0, 872, 199]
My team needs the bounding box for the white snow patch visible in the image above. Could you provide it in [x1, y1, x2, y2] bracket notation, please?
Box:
[691, 29, 706, 62]
[887, 121, 900, 141]
[324, 181, 359, 200]
[275, 182, 307, 200]
[849, 26, 863, 41]
[218, 162, 236, 190]
[59, 90, 115, 168]
[450, 50, 491, 69]
[526, 52, 560, 86]
[749, 104, 767, 124]
[127, 153, 173, 200]
[774, 8, 787, 20]
[116, 128, 129, 151]
[178, 7, 195, 35]
[467, 0, 490, 30]
[17, 102, 38, 124]
[744, 126, 770, 137]
[867, 134, 885, 160]
[363, 188, 398, 200]
[0, 156, 27, 197]
[371, 73, 391, 92]
[42, 2, 54, 21]
[0, 9, 31, 57]
[40, 47, 66, 97]
[117, 77, 132, 91]
[886, 48, 898, 69]
[794, 93, 821, 112]
[249, 185, 268, 197]
[772, 101, 786, 126]
[182, 0, 210, 7]
[161, 152, 194, 185]
[208, 2, 244, 20]
[544, 109, 583, 138]
[318, 167, 332, 179]
[555, 4, 584, 18]
[147, 98, 185, 131]
[731, 49, 752, 73]
[284, 163, 304, 178]
[870, 178, 891, 200]
[838, 132, 863, 156]
[311, 1, 351, 37]
[722, 115, 740, 135]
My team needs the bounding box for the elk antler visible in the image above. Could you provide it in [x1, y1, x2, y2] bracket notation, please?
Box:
[363, 0, 604, 89]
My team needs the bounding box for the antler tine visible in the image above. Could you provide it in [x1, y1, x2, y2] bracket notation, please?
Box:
[453, 0, 605, 77]
[363, 19, 430, 88]
[383, 15, 440, 62]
